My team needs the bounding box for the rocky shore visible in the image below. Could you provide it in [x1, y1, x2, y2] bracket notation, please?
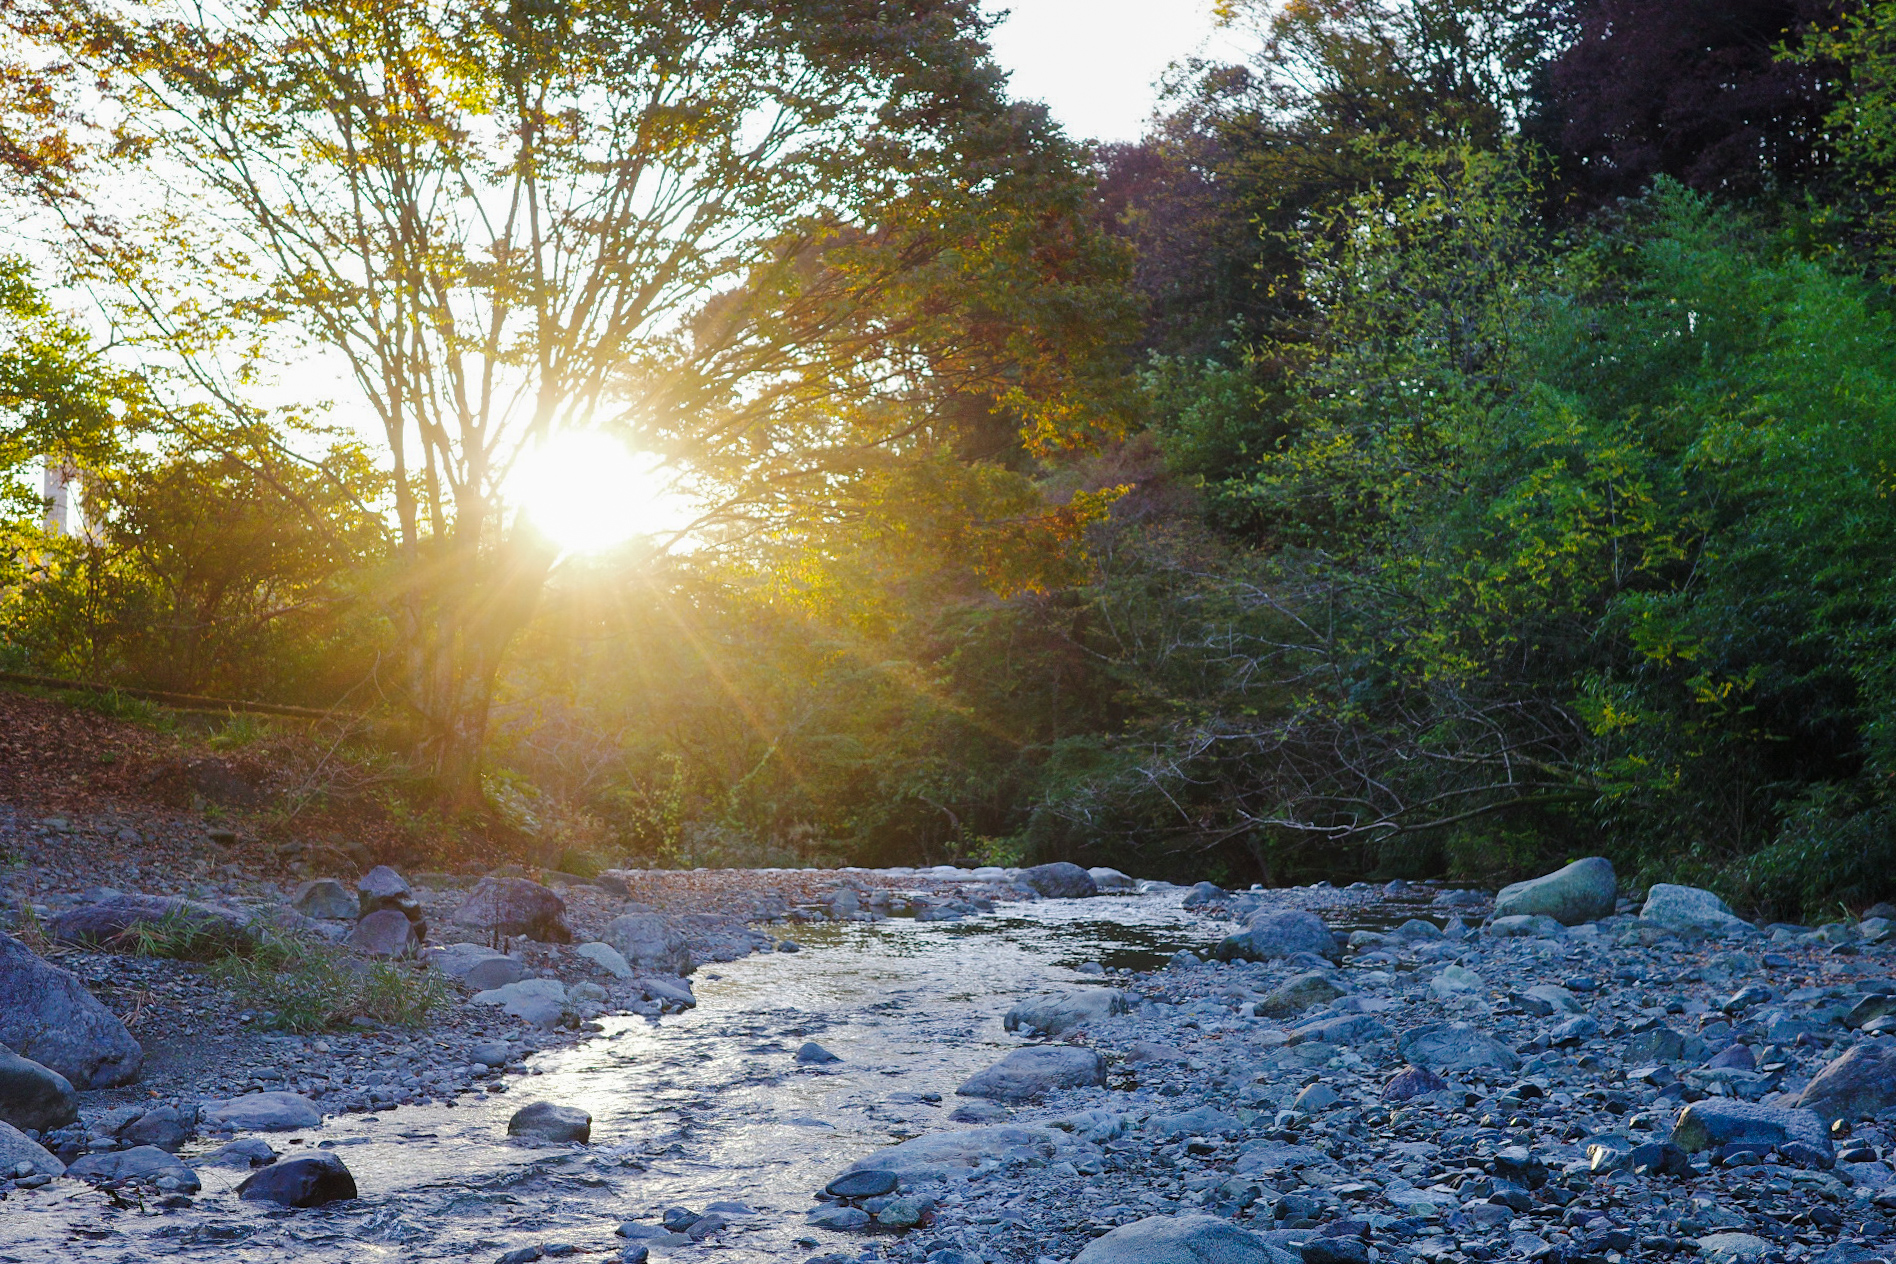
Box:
[2, 838, 1895, 1264]
[777, 866, 1896, 1264]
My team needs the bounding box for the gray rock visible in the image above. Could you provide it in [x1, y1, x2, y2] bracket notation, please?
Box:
[1148, 1104, 1244, 1137]
[1640, 884, 1752, 936]
[807, 1203, 871, 1230]
[355, 865, 412, 912]
[0, 1046, 76, 1132]
[469, 1040, 514, 1067]
[507, 1101, 591, 1143]
[0, 1119, 62, 1177]
[1291, 1083, 1341, 1112]
[1382, 1066, 1449, 1102]
[121, 1104, 189, 1151]
[831, 1123, 1058, 1187]
[69, 1144, 200, 1191]
[292, 878, 358, 920]
[1797, 1041, 1896, 1124]
[1073, 1213, 1285, 1264]
[1397, 1022, 1521, 1072]
[423, 942, 511, 979]
[1287, 1015, 1392, 1045]
[1215, 909, 1340, 963]
[1182, 881, 1227, 907]
[827, 1169, 899, 1198]
[50, 893, 255, 952]
[1625, 1026, 1689, 1062]
[452, 878, 572, 943]
[348, 908, 419, 958]
[1670, 1098, 1831, 1157]
[1389, 918, 1444, 941]
[1088, 867, 1136, 891]
[574, 941, 634, 978]
[1486, 914, 1566, 938]
[796, 1042, 842, 1064]
[471, 978, 567, 1029]
[464, 956, 528, 990]
[1493, 857, 1616, 926]
[0, 932, 143, 1087]
[602, 913, 690, 975]
[199, 1137, 278, 1168]
[199, 1091, 322, 1132]
[236, 1151, 356, 1206]
[1003, 989, 1129, 1037]
[635, 976, 696, 1010]
[1697, 1234, 1772, 1264]
[956, 1046, 1105, 1101]
[1254, 973, 1344, 1018]
[1017, 862, 1098, 899]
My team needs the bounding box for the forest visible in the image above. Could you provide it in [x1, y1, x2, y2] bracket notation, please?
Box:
[1, 0, 1894, 919]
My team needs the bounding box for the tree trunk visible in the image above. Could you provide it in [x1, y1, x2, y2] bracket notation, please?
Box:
[398, 527, 558, 811]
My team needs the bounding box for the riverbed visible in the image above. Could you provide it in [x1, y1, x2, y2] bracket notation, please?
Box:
[1, 886, 1226, 1263]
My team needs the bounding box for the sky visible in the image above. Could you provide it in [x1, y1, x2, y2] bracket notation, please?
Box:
[983, 0, 1245, 143]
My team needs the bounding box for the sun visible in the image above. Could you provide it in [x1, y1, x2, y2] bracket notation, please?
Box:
[506, 430, 689, 554]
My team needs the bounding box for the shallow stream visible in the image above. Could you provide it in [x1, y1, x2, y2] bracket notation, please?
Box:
[2, 888, 1235, 1263]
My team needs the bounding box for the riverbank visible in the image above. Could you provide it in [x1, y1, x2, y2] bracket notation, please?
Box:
[3, 859, 1894, 1264]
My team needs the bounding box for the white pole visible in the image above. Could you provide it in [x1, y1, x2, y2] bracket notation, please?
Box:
[41, 460, 73, 535]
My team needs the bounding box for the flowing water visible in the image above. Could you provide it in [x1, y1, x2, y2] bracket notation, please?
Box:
[2, 887, 1236, 1264]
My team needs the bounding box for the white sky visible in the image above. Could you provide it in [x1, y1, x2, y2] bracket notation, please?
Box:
[983, 0, 1243, 143]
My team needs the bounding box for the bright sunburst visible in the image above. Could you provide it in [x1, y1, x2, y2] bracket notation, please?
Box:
[507, 430, 688, 554]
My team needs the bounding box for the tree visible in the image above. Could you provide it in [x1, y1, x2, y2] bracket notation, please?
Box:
[19, 0, 1133, 804]
[1537, 0, 1837, 209]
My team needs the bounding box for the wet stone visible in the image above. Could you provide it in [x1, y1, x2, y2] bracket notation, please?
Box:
[507, 1101, 591, 1143]
[236, 1151, 357, 1207]
[826, 1169, 898, 1198]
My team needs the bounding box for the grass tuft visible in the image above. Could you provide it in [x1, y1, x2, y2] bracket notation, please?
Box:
[211, 932, 451, 1033]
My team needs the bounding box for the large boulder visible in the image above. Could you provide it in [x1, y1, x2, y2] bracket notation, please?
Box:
[1797, 1042, 1896, 1124]
[347, 908, 420, 958]
[1017, 862, 1098, 899]
[1074, 1214, 1289, 1264]
[0, 1046, 77, 1132]
[199, 1091, 322, 1132]
[1670, 1098, 1832, 1158]
[0, 932, 142, 1087]
[291, 878, 358, 920]
[453, 877, 573, 943]
[68, 1144, 200, 1191]
[602, 913, 691, 975]
[1493, 857, 1616, 926]
[1214, 909, 1340, 963]
[830, 1124, 1058, 1188]
[237, 1152, 357, 1206]
[1003, 990, 1129, 1038]
[1088, 867, 1136, 891]
[50, 893, 254, 953]
[1640, 884, 1752, 936]
[956, 1046, 1105, 1102]
[0, 1119, 63, 1177]
[1398, 1022, 1522, 1072]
